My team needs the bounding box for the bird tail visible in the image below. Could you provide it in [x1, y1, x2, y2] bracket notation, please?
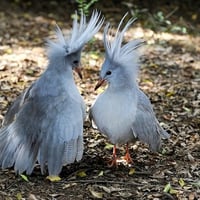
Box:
[0, 124, 38, 174]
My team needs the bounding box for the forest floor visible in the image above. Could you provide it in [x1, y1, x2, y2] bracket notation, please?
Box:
[0, 1, 199, 200]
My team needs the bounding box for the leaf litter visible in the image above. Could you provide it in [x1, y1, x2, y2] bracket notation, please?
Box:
[0, 2, 200, 200]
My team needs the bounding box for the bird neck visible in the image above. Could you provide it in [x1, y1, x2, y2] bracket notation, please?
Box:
[45, 60, 76, 86]
[108, 82, 137, 94]
[108, 75, 137, 92]
[48, 57, 70, 73]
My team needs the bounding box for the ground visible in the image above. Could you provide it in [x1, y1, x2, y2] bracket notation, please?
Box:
[0, 1, 200, 200]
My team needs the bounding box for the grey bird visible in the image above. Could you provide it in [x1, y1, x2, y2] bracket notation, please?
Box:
[0, 11, 104, 176]
[90, 15, 169, 166]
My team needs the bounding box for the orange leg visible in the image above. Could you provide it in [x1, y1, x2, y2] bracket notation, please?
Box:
[124, 143, 133, 164]
[108, 145, 118, 167]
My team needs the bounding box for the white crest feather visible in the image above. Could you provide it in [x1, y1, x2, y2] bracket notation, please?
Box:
[69, 10, 104, 52]
[104, 14, 144, 69]
[47, 10, 104, 57]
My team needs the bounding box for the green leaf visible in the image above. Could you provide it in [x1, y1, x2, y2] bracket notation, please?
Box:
[169, 188, 178, 194]
[179, 178, 185, 187]
[20, 174, 29, 182]
[46, 175, 61, 182]
[90, 53, 99, 60]
[163, 182, 171, 193]
[77, 170, 87, 177]
[16, 192, 22, 200]
[104, 143, 114, 150]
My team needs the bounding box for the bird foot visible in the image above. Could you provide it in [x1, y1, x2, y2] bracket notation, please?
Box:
[107, 144, 118, 167]
[107, 156, 118, 167]
[123, 152, 133, 164]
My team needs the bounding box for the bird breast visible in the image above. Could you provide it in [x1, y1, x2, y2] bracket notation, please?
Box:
[91, 90, 137, 144]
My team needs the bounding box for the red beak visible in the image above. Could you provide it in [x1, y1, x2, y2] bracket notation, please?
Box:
[74, 67, 82, 79]
[94, 78, 106, 91]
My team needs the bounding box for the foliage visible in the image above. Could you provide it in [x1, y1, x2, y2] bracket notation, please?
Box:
[122, 2, 188, 34]
[76, 0, 99, 15]
[150, 11, 187, 34]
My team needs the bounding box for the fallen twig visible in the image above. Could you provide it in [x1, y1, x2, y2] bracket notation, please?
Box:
[64, 179, 143, 186]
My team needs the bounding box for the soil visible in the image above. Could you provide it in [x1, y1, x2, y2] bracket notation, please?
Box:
[0, 1, 199, 199]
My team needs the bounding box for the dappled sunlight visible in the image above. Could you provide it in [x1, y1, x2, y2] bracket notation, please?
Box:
[0, 1, 199, 199]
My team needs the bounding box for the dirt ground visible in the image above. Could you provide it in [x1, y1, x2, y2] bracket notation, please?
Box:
[0, 1, 199, 199]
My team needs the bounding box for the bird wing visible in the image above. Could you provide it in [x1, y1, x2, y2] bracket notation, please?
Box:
[2, 83, 35, 126]
[0, 83, 39, 174]
[0, 86, 84, 175]
[37, 95, 84, 175]
[131, 89, 169, 152]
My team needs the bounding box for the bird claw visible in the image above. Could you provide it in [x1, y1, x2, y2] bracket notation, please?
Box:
[123, 152, 133, 164]
[106, 144, 133, 167]
[107, 156, 118, 167]
[123, 143, 133, 164]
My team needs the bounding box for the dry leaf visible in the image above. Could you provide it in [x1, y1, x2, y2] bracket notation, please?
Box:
[28, 194, 38, 200]
[129, 168, 135, 175]
[179, 178, 185, 187]
[98, 185, 111, 193]
[98, 170, 104, 177]
[62, 183, 77, 189]
[118, 191, 132, 198]
[77, 170, 87, 178]
[169, 189, 178, 194]
[46, 175, 61, 182]
[89, 187, 103, 199]
[189, 192, 197, 200]
[16, 193, 22, 200]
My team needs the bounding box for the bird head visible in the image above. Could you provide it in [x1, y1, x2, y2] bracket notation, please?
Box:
[95, 14, 144, 90]
[47, 10, 104, 78]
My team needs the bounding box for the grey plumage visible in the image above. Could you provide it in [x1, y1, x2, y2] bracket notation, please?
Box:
[0, 11, 104, 175]
[2, 83, 35, 126]
[90, 15, 169, 160]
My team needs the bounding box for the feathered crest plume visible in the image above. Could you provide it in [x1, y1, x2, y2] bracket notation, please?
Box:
[47, 10, 104, 56]
[103, 13, 144, 67]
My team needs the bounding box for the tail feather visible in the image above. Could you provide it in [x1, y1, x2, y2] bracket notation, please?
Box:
[76, 135, 84, 162]
[62, 137, 83, 164]
[0, 124, 38, 174]
[0, 126, 20, 168]
[47, 142, 65, 176]
[63, 140, 77, 164]
[37, 139, 48, 174]
[0, 110, 84, 176]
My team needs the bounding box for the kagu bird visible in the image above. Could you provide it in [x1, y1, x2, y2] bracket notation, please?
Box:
[0, 11, 104, 176]
[90, 15, 169, 166]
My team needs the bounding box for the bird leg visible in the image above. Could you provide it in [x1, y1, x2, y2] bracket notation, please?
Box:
[123, 143, 133, 164]
[108, 145, 118, 167]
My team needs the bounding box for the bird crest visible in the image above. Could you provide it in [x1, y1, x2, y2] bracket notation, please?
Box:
[47, 10, 104, 57]
[103, 14, 144, 70]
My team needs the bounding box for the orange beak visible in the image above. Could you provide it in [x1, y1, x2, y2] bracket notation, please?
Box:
[94, 78, 106, 91]
[74, 67, 82, 79]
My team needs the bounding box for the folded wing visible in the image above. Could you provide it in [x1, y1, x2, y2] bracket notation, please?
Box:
[131, 89, 169, 152]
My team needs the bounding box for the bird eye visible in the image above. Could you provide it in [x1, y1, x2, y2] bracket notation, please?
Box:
[106, 71, 112, 75]
[73, 60, 79, 65]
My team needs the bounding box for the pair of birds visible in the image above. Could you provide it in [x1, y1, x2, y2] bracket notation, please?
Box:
[0, 11, 169, 177]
